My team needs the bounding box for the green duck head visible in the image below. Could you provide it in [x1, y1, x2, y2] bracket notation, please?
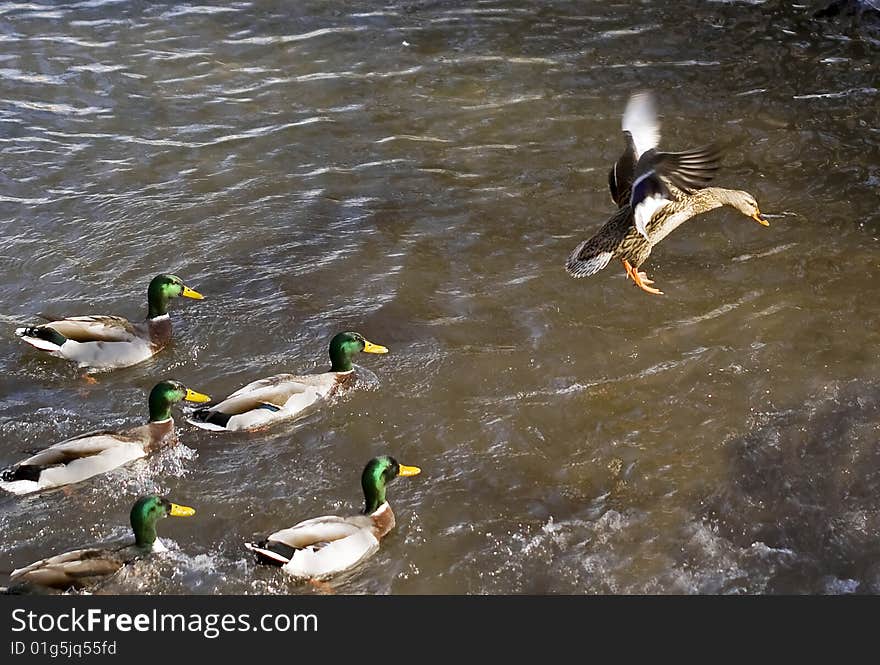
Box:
[147, 273, 204, 319]
[130, 495, 195, 549]
[361, 455, 420, 515]
[328, 331, 388, 373]
[148, 380, 211, 422]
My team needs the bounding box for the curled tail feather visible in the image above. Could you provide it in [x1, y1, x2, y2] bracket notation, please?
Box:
[1, 465, 41, 483]
[245, 540, 297, 566]
[16, 326, 67, 349]
[188, 407, 231, 430]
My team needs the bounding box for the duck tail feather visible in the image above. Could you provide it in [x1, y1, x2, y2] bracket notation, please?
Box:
[246, 540, 295, 566]
[565, 245, 614, 278]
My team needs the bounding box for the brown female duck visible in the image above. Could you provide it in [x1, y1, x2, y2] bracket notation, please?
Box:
[566, 187, 769, 295]
[567, 92, 768, 295]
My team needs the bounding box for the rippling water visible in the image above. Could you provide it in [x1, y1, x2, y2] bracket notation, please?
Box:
[1, 1, 879, 594]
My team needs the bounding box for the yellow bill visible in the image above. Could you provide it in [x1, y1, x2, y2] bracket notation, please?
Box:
[362, 339, 389, 354]
[752, 212, 770, 227]
[398, 464, 421, 477]
[182, 285, 204, 299]
[184, 388, 211, 403]
[169, 503, 195, 517]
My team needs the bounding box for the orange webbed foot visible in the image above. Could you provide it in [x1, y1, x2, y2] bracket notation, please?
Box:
[622, 259, 664, 296]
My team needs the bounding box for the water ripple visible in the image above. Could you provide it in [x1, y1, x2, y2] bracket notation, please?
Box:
[2, 99, 110, 116]
[224, 26, 368, 46]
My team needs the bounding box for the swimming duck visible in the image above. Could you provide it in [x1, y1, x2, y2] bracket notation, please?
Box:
[0, 380, 210, 495]
[565, 187, 769, 295]
[5, 495, 194, 593]
[15, 273, 204, 370]
[246, 455, 420, 581]
[188, 332, 388, 432]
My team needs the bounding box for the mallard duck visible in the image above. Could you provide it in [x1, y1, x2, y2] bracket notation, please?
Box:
[246, 455, 420, 580]
[566, 92, 768, 295]
[188, 331, 388, 432]
[5, 495, 194, 593]
[566, 187, 769, 295]
[15, 273, 204, 370]
[0, 380, 210, 495]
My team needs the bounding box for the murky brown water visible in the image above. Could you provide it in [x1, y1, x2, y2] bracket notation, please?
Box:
[1, 1, 879, 594]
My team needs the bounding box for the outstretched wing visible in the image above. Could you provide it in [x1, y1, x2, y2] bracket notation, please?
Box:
[608, 92, 660, 208]
[622, 92, 660, 158]
[630, 144, 722, 239]
[650, 144, 722, 194]
[608, 133, 637, 208]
